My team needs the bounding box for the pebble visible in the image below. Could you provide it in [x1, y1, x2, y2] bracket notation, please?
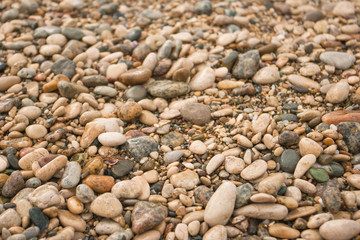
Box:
[252, 66, 280, 84]
[189, 67, 215, 91]
[338, 122, 360, 154]
[240, 160, 267, 180]
[90, 193, 123, 218]
[280, 149, 300, 173]
[147, 80, 189, 98]
[125, 86, 147, 101]
[319, 219, 360, 240]
[76, 184, 95, 203]
[269, 223, 300, 239]
[131, 201, 167, 234]
[232, 50, 260, 79]
[164, 150, 184, 164]
[120, 67, 152, 85]
[180, 103, 211, 126]
[1, 170, 24, 197]
[95, 219, 123, 235]
[234, 203, 288, 220]
[307, 213, 334, 229]
[0, 209, 21, 232]
[124, 136, 158, 160]
[293, 154, 316, 178]
[170, 170, 200, 190]
[299, 138, 323, 157]
[58, 209, 86, 232]
[204, 181, 236, 226]
[29, 207, 49, 231]
[25, 124, 47, 139]
[288, 74, 321, 90]
[203, 225, 227, 240]
[28, 185, 62, 209]
[326, 82, 349, 103]
[320, 52, 356, 70]
[61, 161, 81, 188]
[189, 140, 207, 155]
[83, 175, 115, 193]
[112, 180, 142, 199]
[258, 173, 285, 195]
[98, 132, 127, 147]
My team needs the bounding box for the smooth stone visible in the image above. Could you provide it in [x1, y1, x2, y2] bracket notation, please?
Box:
[164, 150, 184, 164]
[294, 154, 317, 178]
[61, 161, 81, 188]
[58, 80, 88, 99]
[18, 148, 49, 170]
[232, 50, 260, 79]
[204, 181, 236, 227]
[147, 80, 189, 98]
[180, 103, 211, 126]
[34, 155, 68, 182]
[111, 180, 141, 199]
[62, 28, 84, 40]
[95, 219, 123, 235]
[250, 193, 276, 203]
[319, 219, 360, 240]
[299, 63, 321, 76]
[22, 226, 40, 239]
[258, 173, 285, 195]
[320, 52, 355, 70]
[307, 213, 334, 229]
[280, 149, 300, 173]
[90, 193, 123, 218]
[82, 75, 107, 87]
[175, 223, 188, 240]
[326, 82, 349, 103]
[317, 180, 342, 213]
[83, 175, 115, 193]
[252, 66, 280, 84]
[294, 179, 317, 194]
[0, 156, 8, 172]
[111, 159, 134, 177]
[189, 67, 215, 91]
[234, 204, 288, 220]
[0, 209, 21, 232]
[310, 168, 329, 182]
[284, 206, 318, 221]
[189, 140, 207, 155]
[29, 207, 49, 231]
[299, 138, 323, 157]
[132, 176, 150, 200]
[269, 223, 300, 239]
[131, 201, 168, 234]
[240, 160, 267, 180]
[125, 86, 147, 101]
[347, 174, 360, 189]
[61, 40, 86, 59]
[25, 124, 47, 139]
[17, 106, 41, 120]
[288, 74, 320, 90]
[28, 185, 61, 209]
[170, 170, 199, 190]
[224, 156, 245, 174]
[252, 113, 271, 135]
[17, 68, 36, 78]
[98, 132, 127, 147]
[206, 154, 225, 175]
[203, 225, 227, 240]
[217, 33, 236, 46]
[34, 26, 61, 38]
[94, 86, 117, 97]
[58, 209, 86, 232]
[39, 45, 61, 56]
[120, 67, 152, 85]
[119, 100, 143, 122]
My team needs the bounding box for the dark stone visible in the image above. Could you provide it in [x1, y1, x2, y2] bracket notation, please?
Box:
[82, 75, 108, 87]
[3, 147, 17, 156]
[279, 113, 299, 122]
[153, 59, 172, 76]
[180, 103, 211, 126]
[304, 10, 324, 22]
[194, 186, 213, 207]
[140, 159, 155, 171]
[62, 28, 84, 40]
[126, 29, 142, 41]
[131, 201, 168, 234]
[132, 44, 151, 61]
[337, 122, 360, 154]
[1, 170, 24, 197]
[7, 154, 20, 170]
[100, 3, 119, 14]
[258, 43, 279, 55]
[158, 40, 173, 60]
[278, 131, 299, 146]
[304, 44, 314, 54]
[232, 50, 260, 79]
[194, 0, 212, 15]
[273, 2, 291, 15]
[161, 132, 184, 147]
[123, 136, 158, 161]
[291, 85, 310, 93]
[283, 103, 298, 110]
[22, 226, 40, 239]
[0, 62, 6, 73]
[309, 168, 329, 182]
[317, 179, 341, 213]
[222, 51, 238, 70]
[51, 58, 76, 79]
[29, 207, 49, 231]
[318, 154, 333, 165]
[280, 149, 300, 173]
[150, 181, 164, 194]
[111, 159, 134, 178]
[33, 26, 61, 38]
[20, 0, 39, 14]
[147, 80, 189, 99]
[329, 162, 344, 177]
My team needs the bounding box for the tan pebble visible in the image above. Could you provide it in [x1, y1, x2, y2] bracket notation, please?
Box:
[293, 154, 316, 178]
[25, 124, 47, 139]
[234, 203, 288, 220]
[258, 173, 285, 195]
[319, 219, 360, 240]
[276, 196, 298, 209]
[250, 193, 276, 203]
[240, 160, 267, 180]
[307, 213, 334, 229]
[299, 138, 323, 157]
[58, 209, 86, 232]
[284, 206, 317, 221]
[269, 223, 300, 239]
[67, 196, 84, 214]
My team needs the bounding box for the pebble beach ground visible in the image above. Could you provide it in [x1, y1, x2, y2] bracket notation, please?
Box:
[1, 0, 360, 239]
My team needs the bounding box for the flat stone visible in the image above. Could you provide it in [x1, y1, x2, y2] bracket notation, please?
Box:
[240, 160, 267, 180]
[124, 136, 158, 161]
[280, 149, 300, 173]
[51, 58, 76, 79]
[326, 82, 349, 103]
[180, 103, 211, 126]
[319, 219, 360, 240]
[234, 203, 288, 220]
[1, 170, 24, 197]
[320, 52, 356, 70]
[0, 76, 21, 91]
[252, 66, 280, 84]
[147, 80, 189, 98]
[288, 74, 320, 90]
[232, 50, 260, 79]
[29, 207, 49, 231]
[98, 132, 127, 147]
[189, 67, 215, 91]
[90, 193, 123, 218]
[170, 170, 200, 190]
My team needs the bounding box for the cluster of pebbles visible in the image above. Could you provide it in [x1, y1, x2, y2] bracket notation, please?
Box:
[1, 0, 360, 239]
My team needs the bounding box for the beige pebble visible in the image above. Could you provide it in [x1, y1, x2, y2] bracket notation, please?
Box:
[25, 124, 47, 139]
